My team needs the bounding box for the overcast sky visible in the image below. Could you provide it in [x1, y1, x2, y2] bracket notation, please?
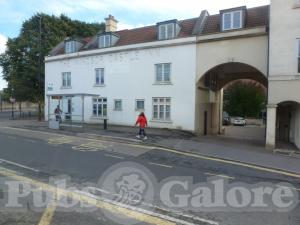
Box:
[0, 0, 270, 90]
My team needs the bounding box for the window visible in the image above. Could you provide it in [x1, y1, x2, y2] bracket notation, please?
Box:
[95, 68, 105, 85]
[298, 39, 300, 73]
[62, 72, 71, 88]
[152, 97, 171, 121]
[93, 98, 107, 117]
[114, 99, 122, 111]
[222, 11, 242, 31]
[159, 23, 175, 40]
[99, 35, 111, 48]
[155, 63, 171, 83]
[65, 41, 76, 54]
[136, 99, 145, 111]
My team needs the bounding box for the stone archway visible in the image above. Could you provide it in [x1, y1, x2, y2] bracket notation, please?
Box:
[195, 62, 268, 136]
[275, 101, 300, 150]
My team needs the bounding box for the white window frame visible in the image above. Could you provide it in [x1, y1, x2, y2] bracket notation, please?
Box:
[114, 99, 122, 111]
[92, 97, 107, 118]
[222, 10, 242, 31]
[297, 39, 300, 73]
[65, 41, 75, 54]
[152, 97, 171, 121]
[95, 68, 105, 86]
[135, 99, 145, 111]
[155, 63, 171, 84]
[62, 72, 71, 88]
[159, 23, 175, 40]
[298, 39, 300, 57]
[99, 35, 111, 48]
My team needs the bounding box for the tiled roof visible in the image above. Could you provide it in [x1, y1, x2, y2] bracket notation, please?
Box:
[201, 5, 269, 35]
[113, 18, 197, 47]
[48, 5, 269, 56]
[49, 18, 198, 56]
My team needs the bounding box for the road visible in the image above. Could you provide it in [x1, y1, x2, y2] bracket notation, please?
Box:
[0, 126, 299, 225]
[0, 111, 12, 119]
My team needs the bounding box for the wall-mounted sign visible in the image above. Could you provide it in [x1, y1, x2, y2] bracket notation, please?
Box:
[47, 83, 54, 92]
[51, 96, 62, 100]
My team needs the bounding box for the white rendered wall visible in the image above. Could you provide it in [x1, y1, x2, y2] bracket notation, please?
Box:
[269, 0, 300, 104]
[45, 41, 197, 131]
[269, 0, 300, 78]
[268, 0, 300, 149]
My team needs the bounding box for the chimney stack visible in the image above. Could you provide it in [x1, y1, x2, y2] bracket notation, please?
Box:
[105, 15, 118, 32]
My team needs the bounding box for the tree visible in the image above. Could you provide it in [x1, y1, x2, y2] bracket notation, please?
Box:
[0, 13, 105, 120]
[223, 80, 266, 118]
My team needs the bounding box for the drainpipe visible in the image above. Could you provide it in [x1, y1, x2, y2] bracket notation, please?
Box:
[266, 5, 271, 148]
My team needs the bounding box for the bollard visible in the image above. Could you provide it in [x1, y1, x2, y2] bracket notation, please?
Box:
[103, 119, 107, 130]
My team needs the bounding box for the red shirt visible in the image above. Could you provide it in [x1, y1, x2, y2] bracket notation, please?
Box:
[136, 115, 148, 128]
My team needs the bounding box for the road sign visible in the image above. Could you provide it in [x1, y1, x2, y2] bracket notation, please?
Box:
[9, 98, 16, 103]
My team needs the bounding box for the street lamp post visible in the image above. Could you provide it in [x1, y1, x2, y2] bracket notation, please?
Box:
[0, 93, 2, 112]
[10, 88, 15, 119]
[38, 15, 42, 121]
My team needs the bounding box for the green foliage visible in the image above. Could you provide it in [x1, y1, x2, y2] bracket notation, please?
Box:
[0, 13, 104, 104]
[223, 81, 266, 118]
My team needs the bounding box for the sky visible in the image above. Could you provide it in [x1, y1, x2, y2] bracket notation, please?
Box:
[0, 0, 270, 90]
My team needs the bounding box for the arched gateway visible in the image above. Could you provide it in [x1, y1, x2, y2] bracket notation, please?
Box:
[195, 62, 267, 135]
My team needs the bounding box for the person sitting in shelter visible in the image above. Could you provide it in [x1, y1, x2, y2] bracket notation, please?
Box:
[54, 105, 62, 123]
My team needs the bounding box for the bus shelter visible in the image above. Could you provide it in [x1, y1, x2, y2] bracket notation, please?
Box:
[46, 93, 100, 129]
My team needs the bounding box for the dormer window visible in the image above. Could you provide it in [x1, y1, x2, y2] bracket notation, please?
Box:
[64, 39, 83, 54]
[65, 41, 76, 54]
[222, 10, 242, 31]
[159, 23, 175, 40]
[98, 33, 119, 48]
[157, 20, 181, 40]
[99, 35, 111, 48]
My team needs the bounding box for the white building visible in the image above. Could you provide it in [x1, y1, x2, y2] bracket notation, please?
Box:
[266, 0, 300, 149]
[45, 4, 300, 150]
[45, 16, 197, 131]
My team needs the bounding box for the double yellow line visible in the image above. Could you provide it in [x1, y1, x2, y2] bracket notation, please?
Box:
[0, 167, 177, 225]
[38, 200, 58, 225]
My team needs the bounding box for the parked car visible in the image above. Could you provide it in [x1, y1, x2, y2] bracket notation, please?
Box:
[232, 117, 247, 126]
[223, 112, 231, 126]
[223, 116, 231, 125]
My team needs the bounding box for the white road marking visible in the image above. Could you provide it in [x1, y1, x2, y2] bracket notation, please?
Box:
[148, 162, 173, 168]
[25, 139, 37, 143]
[76, 190, 217, 225]
[0, 158, 40, 173]
[205, 172, 235, 180]
[276, 185, 300, 192]
[105, 154, 124, 159]
[87, 187, 111, 195]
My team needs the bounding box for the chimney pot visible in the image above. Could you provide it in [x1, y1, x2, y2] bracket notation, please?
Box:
[105, 15, 118, 32]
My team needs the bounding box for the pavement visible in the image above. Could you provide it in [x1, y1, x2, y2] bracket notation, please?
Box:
[2, 118, 300, 175]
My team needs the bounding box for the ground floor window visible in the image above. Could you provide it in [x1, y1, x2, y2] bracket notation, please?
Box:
[136, 99, 145, 111]
[93, 98, 107, 117]
[114, 99, 122, 111]
[152, 97, 171, 121]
